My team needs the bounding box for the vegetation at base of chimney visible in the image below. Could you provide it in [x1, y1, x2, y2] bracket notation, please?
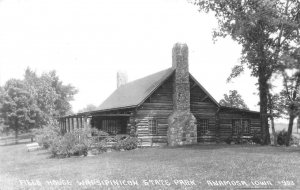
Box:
[194, 0, 300, 145]
[219, 90, 249, 110]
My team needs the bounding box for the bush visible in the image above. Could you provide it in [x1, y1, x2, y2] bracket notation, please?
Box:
[225, 136, 233, 144]
[276, 130, 298, 146]
[90, 128, 109, 142]
[91, 140, 108, 153]
[233, 134, 243, 144]
[291, 135, 300, 146]
[113, 136, 138, 151]
[34, 121, 61, 149]
[251, 131, 262, 144]
[49, 128, 92, 158]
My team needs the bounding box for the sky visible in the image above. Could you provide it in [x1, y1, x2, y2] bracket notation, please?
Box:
[0, 0, 261, 114]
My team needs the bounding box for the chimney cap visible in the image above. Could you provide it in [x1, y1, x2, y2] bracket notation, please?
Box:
[173, 42, 188, 49]
[172, 42, 188, 69]
[117, 71, 128, 88]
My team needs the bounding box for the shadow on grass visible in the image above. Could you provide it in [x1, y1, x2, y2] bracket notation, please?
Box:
[36, 150, 51, 156]
[162, 143, 300, 154]
[0, 140, 32, 146]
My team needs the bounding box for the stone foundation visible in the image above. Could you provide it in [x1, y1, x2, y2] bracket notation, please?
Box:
[168, 110, 197, 146]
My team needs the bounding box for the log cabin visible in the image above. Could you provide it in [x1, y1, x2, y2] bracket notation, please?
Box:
[59, 43, 261, 146]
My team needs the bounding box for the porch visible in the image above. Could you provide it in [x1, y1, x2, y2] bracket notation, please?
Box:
[59, 110, 134, 136]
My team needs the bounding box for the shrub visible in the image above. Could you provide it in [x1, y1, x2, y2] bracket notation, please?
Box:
[225, 136, 233, 144]
[276, 130, 298, 146]
[49, 128, 93, 157]
[291, 135, 300, 146]
[251, 131, 262, 144]
[277, 130, 287, 145]
[90, 128, 109, 142]
[113, 136, 138, 151]
[91, 140, 108, 153]
[233, 134, 243, 144]
[34, 121, 61, 149]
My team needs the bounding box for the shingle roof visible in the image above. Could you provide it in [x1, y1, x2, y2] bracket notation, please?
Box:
[97, 68, 174, 111]
[64, 68, 260, 118]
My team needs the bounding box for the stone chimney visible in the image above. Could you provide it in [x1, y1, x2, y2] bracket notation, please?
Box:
[117, 71, 128, 88]
[167, 43, 197, 146]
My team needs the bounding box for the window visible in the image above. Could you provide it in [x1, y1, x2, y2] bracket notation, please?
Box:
[198, 119, 209, 135]
[101, 120, 121, 135]
[232, 119, 251, 135]
[149, 119, 158, 135]
[232, 119, 242, 135]
[242, 119, 251, 134]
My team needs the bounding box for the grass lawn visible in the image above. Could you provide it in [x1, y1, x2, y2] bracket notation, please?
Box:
[0, 143, 299, 190]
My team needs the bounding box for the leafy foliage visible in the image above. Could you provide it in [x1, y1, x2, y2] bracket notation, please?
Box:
[276, 130, 298, 146]
[0, 68, 78, 138]
[277, 48, 300, 145]
[219, 90, 249, 109]
[49, 128, 92, 158]
[24, 68, 78, 126]
[194, 0, 300, 144]
[0, 79, 38, 141]
[225, 136, 233, 144]
[251, 131, 263, 144]
[34, 120, 61, 149]
[113, 136, 139, 151]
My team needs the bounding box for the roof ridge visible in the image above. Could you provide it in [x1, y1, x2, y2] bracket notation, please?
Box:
[117, 67, 174, 89]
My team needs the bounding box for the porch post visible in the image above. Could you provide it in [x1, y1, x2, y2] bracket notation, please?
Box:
[72, 117, 75, 131]
[76, 117, 79, 129]
[83, 116, 88, 128]
[65, 118, 68, 132]
[63, 119, 65, 133]
[67, 118, 70, 132]
[64, 118, 67, 133]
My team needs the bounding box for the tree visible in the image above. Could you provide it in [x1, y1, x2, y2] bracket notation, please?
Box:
[0, 79, 38, 143]
[24, 68, 78, 127]
[277, 48, 300, 146]
[219, 90, 249, 109]
[194, 0, 300, 144]
[267, 93, 283, 146]
[24, 68, 58, 127]
[78, 104, 98, 113]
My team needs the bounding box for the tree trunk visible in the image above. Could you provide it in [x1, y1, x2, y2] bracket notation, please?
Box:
[297, 116, 300, 134]
[14, 119, 19, 144]
[259, 74, 270, 145]
[286, 114, 295, 146]
[270, 116, 277, 146]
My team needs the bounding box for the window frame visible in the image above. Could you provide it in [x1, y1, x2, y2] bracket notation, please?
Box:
[232, 119, 242, 135]
[242, 119, 251, 134]
[198, 119, 209, 135]
[148, 119, 158, 135]
[232, 119, 251, 135]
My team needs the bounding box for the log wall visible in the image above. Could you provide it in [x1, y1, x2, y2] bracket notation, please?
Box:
[218, 111, 261, 140]
[135, 76, 174, 146]
[190, 78, 218, 142]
